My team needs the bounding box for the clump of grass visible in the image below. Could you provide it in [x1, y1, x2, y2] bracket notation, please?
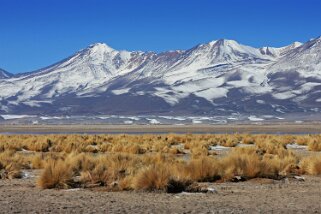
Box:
[308, 140, 321, 151]
[222, 139, 239, 147]
[0, 150, 26, 178]
[166, 147, 184, 155]
[221, 147, 261, 179]
[295, 136, 311, 145]
[80, 163, 109, 186]
[191, 146, 208, 158]
[242, 134, 255, 144]
[261, 154, 297, 178]
[118, 176, 134, 191]
[37, 159, 74, 189]
[30, 154, 46, 169]
[22, 136, 52, 152]
[256, 140, 291, 158]
[178, 156, 221, 182]
[132, 165, 171, 191]
[299, 156, 321, 175]
[0, 163, 23, 179]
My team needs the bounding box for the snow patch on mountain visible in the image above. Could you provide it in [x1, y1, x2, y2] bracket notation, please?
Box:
[112, 88, 131, 95]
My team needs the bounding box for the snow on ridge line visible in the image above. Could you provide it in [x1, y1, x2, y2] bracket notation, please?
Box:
[248, 116, 264, 121]
[0, 115, 36, 120]
[146, 118, 161, 124]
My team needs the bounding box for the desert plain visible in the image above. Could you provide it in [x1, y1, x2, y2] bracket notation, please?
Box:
[0, 124, 320, 213]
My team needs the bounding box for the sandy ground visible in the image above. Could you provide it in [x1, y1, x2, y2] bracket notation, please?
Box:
[2, 123, 321, 134]
[0, 171, 320, 214]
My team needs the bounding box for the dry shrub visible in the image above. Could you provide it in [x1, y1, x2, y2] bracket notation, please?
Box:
[84, 145, 99, 153]
[295, 136, 311, 145]
[132, 165, 171, 191]
[223, 138, 239, 147]
[256, 140, 291, 158]
[308, 140, 321, 151]
[118, 176, 134, 191]
[178, 156, 221, 182]
[30, 154, 45, 169]
[37, 159, 74, 189]
[107, 154, 141, 180]
[261, 154, 297, 177]
[111, 144, 145, 154]
[191, 146, 208, 158]
[65, 153, 141, 188]
[165, 134, 188, 145]
[299, 156, 321, 175]
[164, 147, 184, 155]
[141, 153, 174, 166]
[221, 148, 261, 179]
[66, 153, 109, 186]
[280, 135, 295, 145]
[0, 150, 16, 164]
[0, 163, 23, 179]
[131, 163, 191, 192]
[67, 153, 96, 172]
[242, 134, 255, 144]
[83, 162, 109, 185]
[22, 136, 52, 152]
[183, 143, 191, 150]
[99, 142, 112, 153]
[0, 150, 29, 173]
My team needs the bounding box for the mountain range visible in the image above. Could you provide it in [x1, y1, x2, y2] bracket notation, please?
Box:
[1, 37, 321, 116]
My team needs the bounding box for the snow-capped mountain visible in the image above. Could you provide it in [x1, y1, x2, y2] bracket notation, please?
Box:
[0, 37, 320, 116]
[0, 68, 12, 79]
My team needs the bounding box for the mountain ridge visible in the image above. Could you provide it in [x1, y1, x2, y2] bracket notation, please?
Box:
[1, 37, 321, 116]
[0, 68, 13, 79]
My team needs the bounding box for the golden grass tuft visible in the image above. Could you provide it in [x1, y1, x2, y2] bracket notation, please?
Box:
[296, 136, 310, 145]
[30, 154, 45, 169]
[132, 165, 171, 191]
[178, 156, 221, 182]
[191, 146, 208, 158]
[242, 134, 255, 144]
[221, 147, 261, 179]
[37, 159, 74, 189]
[308, 140, 321, 151]
[0, 163, 23, 179]
[299, 156, 321, 175]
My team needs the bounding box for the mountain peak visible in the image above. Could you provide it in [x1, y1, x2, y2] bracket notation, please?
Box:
[88, 43, 115, 53]
[208, 39, 239, 47]
[292, 41, 303, 47]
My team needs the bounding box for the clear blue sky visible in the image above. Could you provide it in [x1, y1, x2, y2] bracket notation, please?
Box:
[1, 0, 321, 73]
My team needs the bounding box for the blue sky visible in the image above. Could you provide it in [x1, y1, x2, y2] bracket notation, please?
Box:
[1, 0, 321, 73]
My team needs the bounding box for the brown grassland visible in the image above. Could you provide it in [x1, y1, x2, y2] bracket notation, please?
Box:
[0, 134, 320, 193]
